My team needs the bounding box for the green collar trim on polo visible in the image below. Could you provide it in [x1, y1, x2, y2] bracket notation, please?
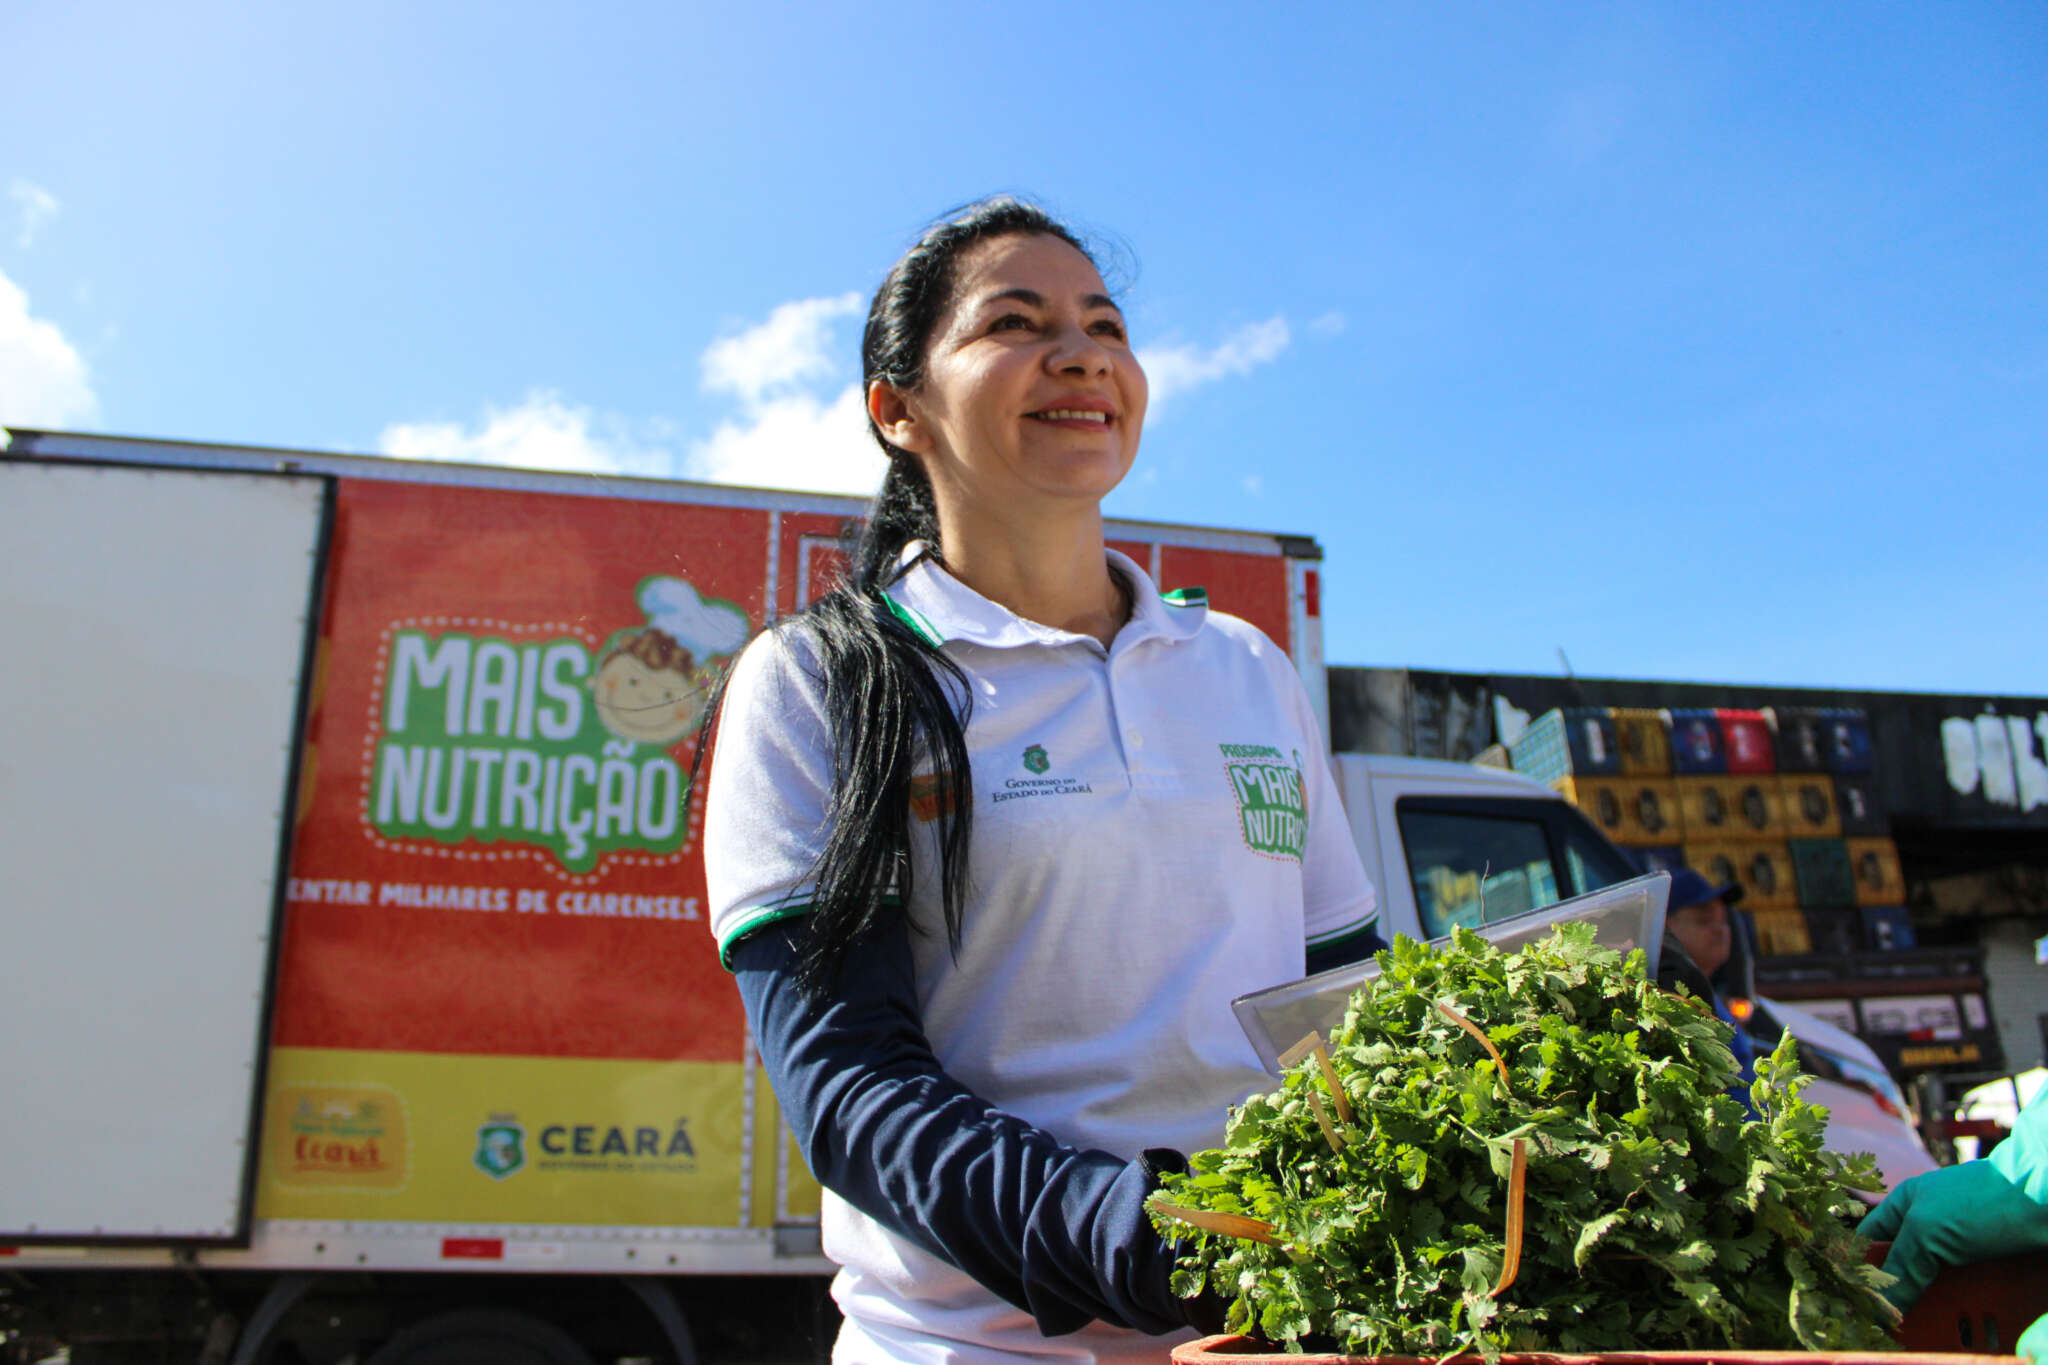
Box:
[882, 592, 947, 649]
[1161, 586, 1208, 608]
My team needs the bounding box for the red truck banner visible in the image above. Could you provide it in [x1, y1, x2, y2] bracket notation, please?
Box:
[260, 478, 790, 1226]
[255, 476, 1299, 1229]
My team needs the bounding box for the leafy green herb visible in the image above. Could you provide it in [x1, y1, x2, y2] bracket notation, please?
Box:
[1150, 924, 1900, 1358]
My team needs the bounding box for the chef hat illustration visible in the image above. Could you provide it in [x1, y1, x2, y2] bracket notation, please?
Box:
[638, 577, 749, 661]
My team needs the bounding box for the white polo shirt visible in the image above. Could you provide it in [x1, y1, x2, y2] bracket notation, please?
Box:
[706, 546, 1377, 1365]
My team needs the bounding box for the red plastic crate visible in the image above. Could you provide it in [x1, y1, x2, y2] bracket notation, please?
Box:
[1890, 1247, 2048, 1354]
[1718, 708, 1779, 775]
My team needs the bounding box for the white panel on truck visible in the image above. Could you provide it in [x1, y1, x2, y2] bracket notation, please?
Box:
[0, 460, 327, 1242]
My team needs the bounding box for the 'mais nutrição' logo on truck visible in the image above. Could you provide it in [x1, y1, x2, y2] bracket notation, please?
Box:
[368, 577, 749, 873]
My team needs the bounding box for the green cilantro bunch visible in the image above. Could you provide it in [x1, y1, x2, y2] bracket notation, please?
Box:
[1151, 923, 1900, 1358]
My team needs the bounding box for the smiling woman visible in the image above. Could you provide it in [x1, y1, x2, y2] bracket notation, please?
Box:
[694, 197, 1385, 1365]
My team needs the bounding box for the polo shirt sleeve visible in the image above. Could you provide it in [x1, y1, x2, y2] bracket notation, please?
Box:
[704, 628, 839, 965]
[730, 917, 1206, 1337]
[1287, 665, 1382, 964]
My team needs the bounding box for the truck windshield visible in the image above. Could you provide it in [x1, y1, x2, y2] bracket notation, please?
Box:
[1557, 807, 1640, 896]
[1398, 809, 1560, 937]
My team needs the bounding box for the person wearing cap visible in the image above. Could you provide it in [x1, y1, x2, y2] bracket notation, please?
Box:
[1659, 867, 1757, 1090]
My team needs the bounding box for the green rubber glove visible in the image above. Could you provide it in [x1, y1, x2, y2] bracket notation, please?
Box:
[1859, 1159, 2048, 1310]
[2019, 1311, 2048, 1365]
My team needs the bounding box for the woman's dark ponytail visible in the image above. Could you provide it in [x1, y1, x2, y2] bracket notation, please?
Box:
[699, 197, 1099, 993]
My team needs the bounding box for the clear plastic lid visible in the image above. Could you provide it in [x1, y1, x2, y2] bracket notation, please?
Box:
[1233, 871, 1671, 1073]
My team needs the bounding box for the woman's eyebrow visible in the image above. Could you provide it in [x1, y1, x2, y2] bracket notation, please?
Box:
[980, 287, 1122, 314]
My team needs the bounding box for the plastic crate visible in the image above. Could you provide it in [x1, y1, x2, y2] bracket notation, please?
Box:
[1677, 777, 1739, 840]
[1679, 776, 1786, 841]
[1738, 841, 1798, 911]
[1557, 775, 1629, 843]
[1609, 707, 1672, 776]
[1684, 840, 1793, 911]
[1765, 705, 1833, 773]
[1686, 842, 1747, 900]
[1717, 707, 1778, 774]
[1779, 774, 1842, 837]
[1730, 776, 1788, 839]
[1666, 707, 1728, 776]
[1884, 1245, 2048, 1355]
[1750, 908, 1815, 956]
[1628, 780, 1683, 844]
[1790, 836, 1858, 908]
[1803, 907, 1866, 957]
[1822, 707, 1877, 775]
[1835, 774, 1888, 836]
[1557, 777, 1682, 846]
[1508, 708, 1621, 785]
[1862, 904, 1918, 951]
[1847, 836, 1907, 906]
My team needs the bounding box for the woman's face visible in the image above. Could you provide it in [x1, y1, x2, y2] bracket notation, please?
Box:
[873, 232, 1147, 519]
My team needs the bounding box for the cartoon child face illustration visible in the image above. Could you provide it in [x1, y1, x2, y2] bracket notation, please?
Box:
[592, 628, 713, 747]
[591, 575, 751, 748]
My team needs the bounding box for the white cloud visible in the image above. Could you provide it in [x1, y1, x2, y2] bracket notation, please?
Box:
[684, 381, 887, 496]
[1242, 474, 1264, 497]
[0, 267, 97, 428]
[383, 293, 1291, 501]
[684, 291, 887, 495]
[10, 181, 58, 249]
[1309, 311, 1347, 338]
[1138, 316, 1290, 413]
[377, 390, 676, 478]
[700, 292, 862, 407]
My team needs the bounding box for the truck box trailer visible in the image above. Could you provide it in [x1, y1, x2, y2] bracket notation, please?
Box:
[0, 429, 1325, 1364]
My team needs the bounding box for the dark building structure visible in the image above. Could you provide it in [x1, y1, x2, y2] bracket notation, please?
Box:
[1329, 666, 2048, 1111]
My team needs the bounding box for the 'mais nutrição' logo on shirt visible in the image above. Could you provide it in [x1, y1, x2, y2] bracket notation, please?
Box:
[1220, 743, 1308, 862]
[368, 577, 748, 873]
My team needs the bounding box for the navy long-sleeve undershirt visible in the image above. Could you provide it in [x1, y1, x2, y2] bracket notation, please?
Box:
[727, 916, 1386, 1339]
[728, 918, 1199, 1338]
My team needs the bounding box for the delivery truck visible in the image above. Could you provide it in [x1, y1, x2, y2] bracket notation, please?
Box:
[0, 428, 1330, 1365]
[0, 429, 1933, 1365]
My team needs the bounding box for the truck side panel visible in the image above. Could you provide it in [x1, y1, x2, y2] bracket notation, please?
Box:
[0, 462, 328, 1243]
[256, 476, 786, 1230]
[1, 431, 1323, 1280]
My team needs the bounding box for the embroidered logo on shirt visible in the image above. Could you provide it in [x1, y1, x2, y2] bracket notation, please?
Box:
[1220, 743, 1308, 861]
[994, 746, 1093, 805]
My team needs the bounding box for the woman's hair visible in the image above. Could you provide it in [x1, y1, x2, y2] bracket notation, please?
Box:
[700, 196, 1101, 993]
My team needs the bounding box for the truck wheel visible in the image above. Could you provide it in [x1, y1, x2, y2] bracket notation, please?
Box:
[362, 1308, 595, 1365]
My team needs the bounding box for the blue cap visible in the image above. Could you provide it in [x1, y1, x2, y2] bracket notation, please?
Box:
[1669, 867, 1744, 911]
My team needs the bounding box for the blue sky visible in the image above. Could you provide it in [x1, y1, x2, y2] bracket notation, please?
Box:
[4, 2, 2043, 695]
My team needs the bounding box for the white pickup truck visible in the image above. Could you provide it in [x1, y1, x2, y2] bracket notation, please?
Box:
[1330, 751, 1938, 1193]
